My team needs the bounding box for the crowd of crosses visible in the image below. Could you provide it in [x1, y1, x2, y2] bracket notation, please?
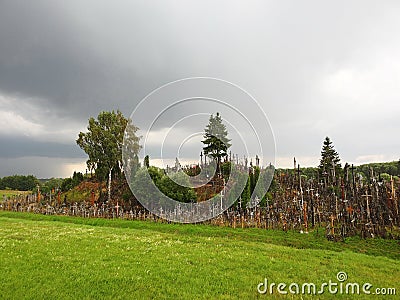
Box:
[2, 152, 399, 240]
[1, 110, 399, 240]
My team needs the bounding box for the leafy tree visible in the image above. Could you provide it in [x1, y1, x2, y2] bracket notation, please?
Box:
[77, 110, 141, 203]
[158, 172, 197, 203]
[131, 167, 162, 206]
[318, 137, 341, 183]
[0, 175, 38, 191]
[132, 166, 196, 204]
[202, 113, 231, 175]
[61, 178, 73, 192]
[60, 172, 84, 192]
[41, 178, 64, 194]
[356, 161, 400, 180]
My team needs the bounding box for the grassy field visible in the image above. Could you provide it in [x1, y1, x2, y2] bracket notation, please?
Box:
[0, 212, 399, 299]
[0, 189, 31, 200]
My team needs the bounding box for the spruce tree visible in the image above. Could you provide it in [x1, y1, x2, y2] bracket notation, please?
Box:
[202, 113, 231, 175]
[318, 137, 341, 183]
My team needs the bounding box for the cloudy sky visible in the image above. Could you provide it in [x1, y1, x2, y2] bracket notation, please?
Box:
[0, 0, 399, 178]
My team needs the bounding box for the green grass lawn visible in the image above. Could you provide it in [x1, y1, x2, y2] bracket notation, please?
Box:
[0, 212, 399, 299]
[0, 190, 30, 200]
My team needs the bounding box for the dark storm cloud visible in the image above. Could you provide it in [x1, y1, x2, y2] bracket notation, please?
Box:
[0, 0, 399, 177]
[0, 1, 172, 121]
[0, 136, 84, 159]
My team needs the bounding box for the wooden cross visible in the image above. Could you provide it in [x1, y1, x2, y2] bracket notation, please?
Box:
[391, 176, 399, 216]
[362, 191, 373, 221]
[346, 206, 354, 216]
[115, 201, 120, 217]
[350, 164, 356, 193]
[303, 201, 308, 233]
[340, 178, 345, 201]
[335, 196, 339, 219]
[37, 184, 41, 202]
[330, 215, 335, 236]
[91, 190, 95, 206]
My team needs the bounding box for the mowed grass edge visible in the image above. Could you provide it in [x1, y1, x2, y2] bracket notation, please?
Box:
[0, 211, 399, 299]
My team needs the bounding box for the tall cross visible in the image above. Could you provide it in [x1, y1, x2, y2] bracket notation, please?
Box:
[297, 164, 305, 219]
[391, 176, 399, 216]
[369, 167, 375, 182]
[330, 215, 335, 236]
[341, 178, 345, 201]
[37, 184, 40, 203]
[115, 201, 120, 217]
[362, 191, 373, 221]
[334, 196, 339, 220]
[303, 201, 308, 233]
[350, 164, 356, 195]
[344, 163, 349, 184]
[91, 190, 95, 206]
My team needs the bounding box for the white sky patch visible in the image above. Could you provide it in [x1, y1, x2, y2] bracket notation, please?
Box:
[62, 160, 87, 177]
[276, 156, 320, 169]
[319, 54, 400, 119]
[0, 92, 86, 144]
[150, 158, 200, 169]
[353, 154, 399, 165]
[0, 110, 43, 137]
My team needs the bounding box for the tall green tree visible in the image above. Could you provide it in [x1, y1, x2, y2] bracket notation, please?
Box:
[202, 113, 231, 175]
[77, 110, 141, 203]
[318, 136, 341, 183]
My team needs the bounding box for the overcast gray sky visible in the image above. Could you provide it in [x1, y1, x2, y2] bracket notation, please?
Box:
[0, 0, 399, 178]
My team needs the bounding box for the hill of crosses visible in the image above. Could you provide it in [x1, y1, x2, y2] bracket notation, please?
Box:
[1, 111, 399, 242]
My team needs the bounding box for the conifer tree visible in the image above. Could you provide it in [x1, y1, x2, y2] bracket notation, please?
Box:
[202, 112, 231, 175]
[318, 136, 341, 183]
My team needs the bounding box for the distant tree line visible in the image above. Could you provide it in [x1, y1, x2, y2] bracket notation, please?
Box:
[0, 175, 38, 191]
[356, 161, 400, 180]
[0, 172, 86, 194]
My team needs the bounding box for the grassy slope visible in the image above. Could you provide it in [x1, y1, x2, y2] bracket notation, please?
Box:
[0, 190, 30, 199]
[0, 212, 399, 300]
